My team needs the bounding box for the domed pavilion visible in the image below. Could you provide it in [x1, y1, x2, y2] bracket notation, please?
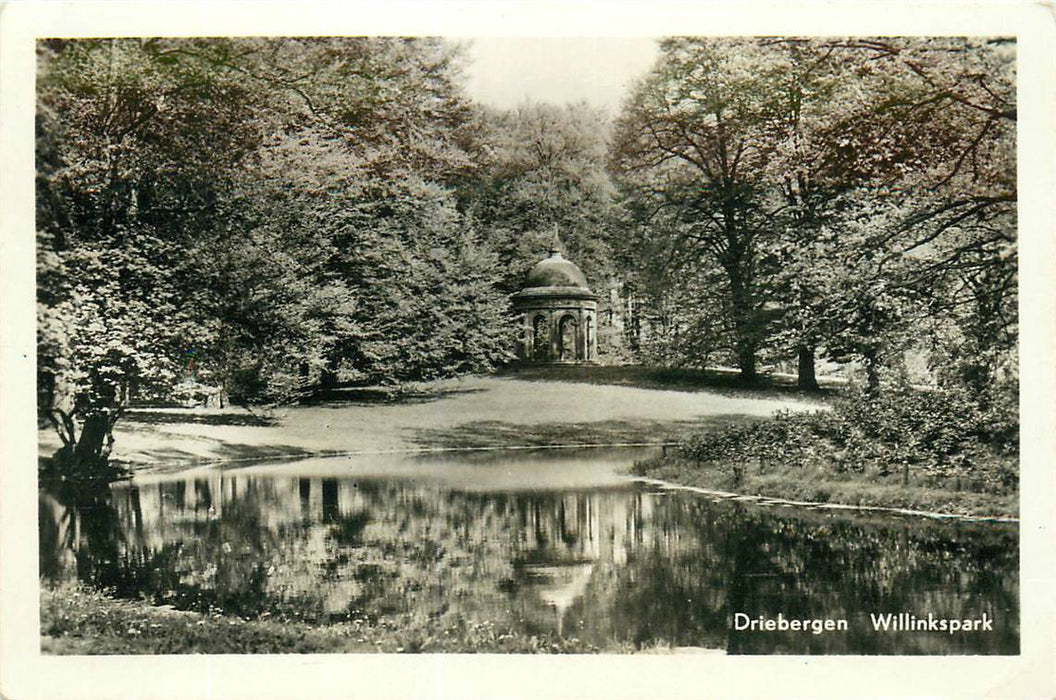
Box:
[512, 233, 598, 363]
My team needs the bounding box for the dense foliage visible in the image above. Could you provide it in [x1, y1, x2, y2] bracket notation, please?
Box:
[611, 37, 1016, 392]
[36, 38, 515, 477]
[37, 36, 1017, 481]
[678, 384, 1018, 493]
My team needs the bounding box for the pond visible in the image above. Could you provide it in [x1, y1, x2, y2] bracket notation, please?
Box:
[39, 447, 1019, 654]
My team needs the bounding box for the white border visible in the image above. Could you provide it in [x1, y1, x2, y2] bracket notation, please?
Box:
[2, 2, 1053, 698]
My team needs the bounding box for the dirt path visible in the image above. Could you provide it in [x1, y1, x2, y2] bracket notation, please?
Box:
[38, 376, 827, 469]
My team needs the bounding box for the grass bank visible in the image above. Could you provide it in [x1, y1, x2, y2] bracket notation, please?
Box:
[40, 583, 615, 654]
[631, 385, 1019, 520]
[631, 456, 1018, 519]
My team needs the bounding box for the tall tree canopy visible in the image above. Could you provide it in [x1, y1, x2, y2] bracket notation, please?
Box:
[464, 101, 617, 288]
[37, 37, 512, 478]
[612, 38, 800, 381]
[37, 38, 272, 474]
[611, 37, 1015, 390]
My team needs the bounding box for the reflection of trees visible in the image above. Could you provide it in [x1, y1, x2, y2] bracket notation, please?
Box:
[39, 493, 72, 582]
[571, 547, 729, 649]
[39, 480, 125, 590]
[716, 506, 1019, 654]
[40, 471, 1019, 653]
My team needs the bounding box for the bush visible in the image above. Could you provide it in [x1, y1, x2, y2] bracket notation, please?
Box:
[678, 384, 1018, 492]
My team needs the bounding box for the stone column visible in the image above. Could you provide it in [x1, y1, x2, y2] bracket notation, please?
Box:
[550, 309, 560, 361]
[585, 311, 595, 361]
[521, 313, 531, 360]
[578, 308, 586, 361]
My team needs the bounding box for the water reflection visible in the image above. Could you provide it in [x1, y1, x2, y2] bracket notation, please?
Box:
[39, 448, 1018, 654]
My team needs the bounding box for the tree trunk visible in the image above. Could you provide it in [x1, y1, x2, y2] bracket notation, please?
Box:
[736, 341, 758, 384]
[726, 258, 759, 385]
[863, 345, 881, 395]
[626, 294, 641, 353]
[797, 344, 819, 391]
[320, 364, 338, 392]
[50, 410, 118, 480]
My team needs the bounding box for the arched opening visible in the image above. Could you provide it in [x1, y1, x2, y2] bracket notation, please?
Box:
[558, 314, 579, 361]
[532, 314, 549, 360]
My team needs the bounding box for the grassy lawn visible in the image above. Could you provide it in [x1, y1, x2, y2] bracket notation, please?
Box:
[407, 415, 766, 451]
[38, 370, 826, 470]
[497, 363, 843, 400]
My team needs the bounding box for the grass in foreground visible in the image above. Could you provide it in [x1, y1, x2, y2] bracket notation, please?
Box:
[40, 583, 619, 655]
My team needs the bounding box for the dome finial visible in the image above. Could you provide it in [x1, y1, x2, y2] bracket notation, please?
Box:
[549, 226, 563, 257]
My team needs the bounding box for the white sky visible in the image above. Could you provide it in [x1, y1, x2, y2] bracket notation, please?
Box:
[463, 37, 659, 112]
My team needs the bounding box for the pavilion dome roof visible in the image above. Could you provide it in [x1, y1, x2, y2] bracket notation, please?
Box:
[523, 251, 590, 290]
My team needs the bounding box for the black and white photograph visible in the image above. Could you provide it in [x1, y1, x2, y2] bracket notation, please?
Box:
[1, 2, 1054, 698]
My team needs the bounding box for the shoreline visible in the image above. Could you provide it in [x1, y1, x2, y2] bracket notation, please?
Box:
[43, 439, 1018, 524]
[629, 455, 1018, 522]
[98, 440, 683, 477]
[630, 475, 1019, 524]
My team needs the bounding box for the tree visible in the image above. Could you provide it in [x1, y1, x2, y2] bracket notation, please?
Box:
[324, 176, 514, 384]
[229, 39, 512, 387]
[808, 37, 1016, 393]
[612, 38, 799, 382]
[36, 38, 272, 477]
[463, 102, 618, 286]
[747, 38, 867, 390]
[611, 37, 1015, 392]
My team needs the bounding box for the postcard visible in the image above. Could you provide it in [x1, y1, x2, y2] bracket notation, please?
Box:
[2, 2, 1053, 698]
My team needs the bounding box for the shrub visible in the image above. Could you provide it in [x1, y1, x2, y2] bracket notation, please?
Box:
[678, 384, 1017, 492]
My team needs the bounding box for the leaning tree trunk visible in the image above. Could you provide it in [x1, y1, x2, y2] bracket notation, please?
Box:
[797, 344, 819, 391]
[48, 408, 120, 480]
[72, 412, 112, 466]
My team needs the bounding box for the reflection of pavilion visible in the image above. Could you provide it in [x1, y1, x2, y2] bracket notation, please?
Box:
[524, 563, 594, 634]
[507, 491, 659, 633]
